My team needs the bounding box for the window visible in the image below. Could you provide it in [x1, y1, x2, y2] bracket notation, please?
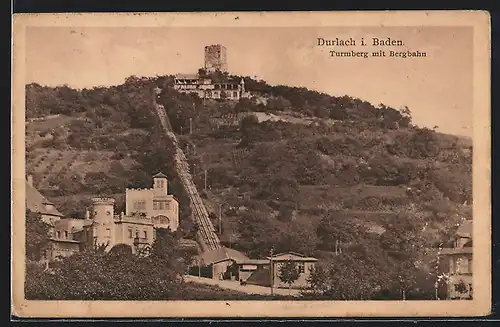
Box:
[456, 258, 469, 274]
[298, 262, 305, 274]
[56, 231, 61, 238]
[144, 230, 148, 239]
[233, 91, 238, 98]
[134, 201, 146, 211]
[155, 201, 169, 210]
[128, 229, 133, 238]
[64, 231, 68, 239]
[135, 230, 139, 238]
[106, 228, 111, 238]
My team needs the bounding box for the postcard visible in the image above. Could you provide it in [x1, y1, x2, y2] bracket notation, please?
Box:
[11, 11, 491, 318]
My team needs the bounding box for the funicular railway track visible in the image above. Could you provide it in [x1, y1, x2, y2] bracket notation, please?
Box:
[152, 88, 221, 252]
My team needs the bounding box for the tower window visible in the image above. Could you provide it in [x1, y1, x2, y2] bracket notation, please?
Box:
[134, 201, 146, 211]
[128, 229, 133, 238]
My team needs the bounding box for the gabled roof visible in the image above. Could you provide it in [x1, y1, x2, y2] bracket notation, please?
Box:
[456, 220, 472, 238]
[175, 73, 199, 80]
[198, 247, 249, 265]
[152, 172, 168, 179]
[267, 251, 318, 262]
[26, 181, 63, 217]
[235, 258, 269, 265]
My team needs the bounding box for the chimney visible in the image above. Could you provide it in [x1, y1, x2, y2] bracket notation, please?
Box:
[27, 175, 33, 187]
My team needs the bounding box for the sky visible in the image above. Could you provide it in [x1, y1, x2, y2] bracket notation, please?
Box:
[25, 26, 473, 137]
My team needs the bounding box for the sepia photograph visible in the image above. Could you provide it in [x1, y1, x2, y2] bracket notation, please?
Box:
[11, 11, 491, 318]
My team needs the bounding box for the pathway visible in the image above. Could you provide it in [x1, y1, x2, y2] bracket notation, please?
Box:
[183, 275, 302, 296]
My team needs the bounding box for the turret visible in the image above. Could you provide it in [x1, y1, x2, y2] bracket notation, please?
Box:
[91, 197, 115, 223]
[240, 78, 245, 93]
[153, 172, 168, 195]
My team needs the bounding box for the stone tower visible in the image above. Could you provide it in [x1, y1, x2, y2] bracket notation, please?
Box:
[204, 44, 228, 73]
[91, 197, 115, 248]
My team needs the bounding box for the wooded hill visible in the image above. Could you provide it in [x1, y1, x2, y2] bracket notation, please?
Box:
[25, 72, 472, 299]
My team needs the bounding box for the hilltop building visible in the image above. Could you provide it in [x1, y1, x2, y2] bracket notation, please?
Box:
[173, 44, 251, 100]
[204, 44, 227, 73]
[174, 74, 249, 100]
[440, 220, 473, 299]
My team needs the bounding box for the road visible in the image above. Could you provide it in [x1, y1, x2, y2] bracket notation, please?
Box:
[184, 275, 302, 296]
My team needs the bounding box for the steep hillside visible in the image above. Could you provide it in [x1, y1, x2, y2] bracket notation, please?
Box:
[25, 76, 197, 238]
[25, 72, 473, 297]
[157, 72, 472, 296]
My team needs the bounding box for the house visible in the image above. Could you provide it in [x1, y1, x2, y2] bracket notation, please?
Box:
[232, 252, 318, 289]
[48, 217, 89, 260]
[48, 196, 157, 260]
[197, 247, 249, 280]
[268, 252, 318, 288]
[27, 173, 181, 262]
[440, 220, 473, 299]
[25, 175, 79, 261]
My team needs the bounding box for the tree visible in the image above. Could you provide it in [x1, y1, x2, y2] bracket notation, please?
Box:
[455, 280, 469, 298]
[305, 264, 329, 296]
[239, 114, 260, 147]
[235, 212, 280, 257]
[26, 209, 50, 262]
[317, 211, 367, 252]
[306, 254, 391, 300]
[278, 259, 301, 294]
